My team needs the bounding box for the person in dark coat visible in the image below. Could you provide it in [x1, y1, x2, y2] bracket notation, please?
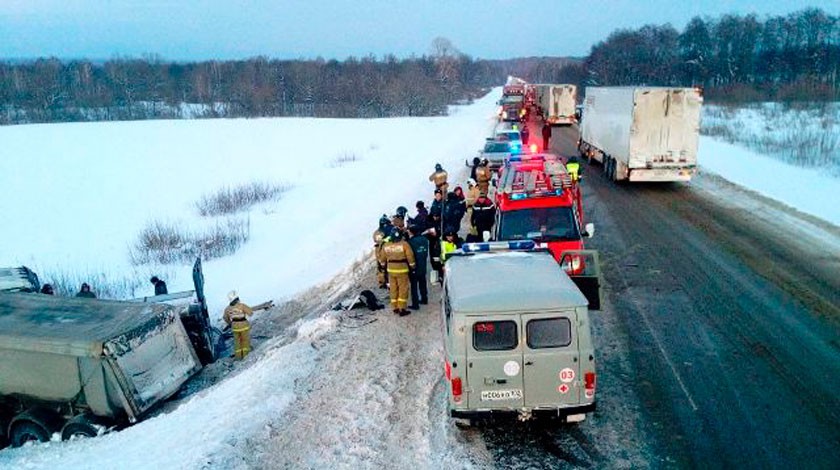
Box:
[75, 282, 96, 298]
[429, 189, 444, 231]
[443, 187, 465, 236]
[425, 218, 443, 284]
[542, 121, 552, 151]
[406, 225, 430, 309]
[150, 276, 168, 295]
[410, 201, 429, 231]
[520, 124, 530, 145]
[471, 193, 497, 240]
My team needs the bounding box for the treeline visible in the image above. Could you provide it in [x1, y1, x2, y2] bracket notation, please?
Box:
[533, 8, 840, 102]
[0, 48, 504, 124]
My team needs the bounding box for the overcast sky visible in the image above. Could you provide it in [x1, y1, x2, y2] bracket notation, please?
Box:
[1, 0, 836, 61]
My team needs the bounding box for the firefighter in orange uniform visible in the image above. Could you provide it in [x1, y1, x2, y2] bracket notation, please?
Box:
[373, 215, 392, 288]
[428, 163, 449, 196]
[377, 227, 416, 316]
[475, 158, 492, 196]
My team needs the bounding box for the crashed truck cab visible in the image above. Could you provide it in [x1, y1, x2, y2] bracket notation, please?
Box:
[441, 241, 602, 426]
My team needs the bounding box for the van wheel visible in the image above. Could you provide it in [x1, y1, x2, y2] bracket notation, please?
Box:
[61, 414, 105, 441]
[9, 421, 51, 447]
[453, 418, 473, 429]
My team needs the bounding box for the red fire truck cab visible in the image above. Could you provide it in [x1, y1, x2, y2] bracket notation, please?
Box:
[493, 154, 594, 263]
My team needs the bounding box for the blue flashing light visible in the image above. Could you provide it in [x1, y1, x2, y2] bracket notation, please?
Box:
[461, 240, 536, 253]
[508, 240, 536, 250]
[461, 243, 490, 253]
[510, 193, 528, 200]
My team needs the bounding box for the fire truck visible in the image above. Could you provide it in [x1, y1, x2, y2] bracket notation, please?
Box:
[493, 154, 594, 264]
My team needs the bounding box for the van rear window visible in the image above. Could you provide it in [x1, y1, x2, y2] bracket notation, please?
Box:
[527, 318, 572, 349]
[473, 321, 518, 351]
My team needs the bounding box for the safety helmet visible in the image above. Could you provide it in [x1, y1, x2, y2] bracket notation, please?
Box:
[228, 290, 239, 302]
[467, 178, 477, 186]
[396, 206, 408, 217]
[150, 276, 159, 283]
[389, 227, 403, 240]
[379, 215, 390, 227]
[481, 158, 489, 165]
[415, 200, 425, 209]
[435, 163, 443, 171]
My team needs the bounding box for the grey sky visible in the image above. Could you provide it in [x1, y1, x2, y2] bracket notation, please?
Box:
[1, 0, 836, 61]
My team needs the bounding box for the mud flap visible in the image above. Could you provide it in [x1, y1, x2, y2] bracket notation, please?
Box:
[559, 250, 602, 310]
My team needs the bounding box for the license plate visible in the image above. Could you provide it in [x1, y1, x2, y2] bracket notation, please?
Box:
[480, 389, 523, 401]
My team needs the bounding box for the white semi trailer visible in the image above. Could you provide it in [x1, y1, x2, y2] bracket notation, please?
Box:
[535, 84, 577, 126]
[579, 87, 702, 182]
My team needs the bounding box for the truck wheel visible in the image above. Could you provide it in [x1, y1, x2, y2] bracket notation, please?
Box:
[453, 418, 473, 429]
[9, 421, 51, 447]
[61, 414, 105, 440]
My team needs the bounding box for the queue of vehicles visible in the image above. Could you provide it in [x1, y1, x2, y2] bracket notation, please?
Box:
[445, 78, 704, 426]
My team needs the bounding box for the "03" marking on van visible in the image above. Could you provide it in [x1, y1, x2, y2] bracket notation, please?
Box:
[480, 389, 523, 401]
[559, 368, 576, 383]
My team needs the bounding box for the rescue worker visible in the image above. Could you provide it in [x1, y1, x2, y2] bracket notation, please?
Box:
[392, 206, 408, 233]
[475, 158, 492, 196]
[406, 225, 429, 310]
[150, 276, 168, 295]
[373, 215, 392, 289]
[377, 227, 416, 316]
[566, 155, 583, 181]
[440, 231, 463, 263]
[75, 282, 96, 298]
[470, 157, 481, 181]
[521, 124, 530, 145]
[471, 193, 497, 241]
[542, 121, 552, 152]
[223, 291, 272, 359]
[40, 283, 55, 295]
[429, 189, 444, 233]
[465, 178, 479, 209]
[426, 220, 443, 284]
[410, 201, 429, 230]
[428, 163, 449, 195]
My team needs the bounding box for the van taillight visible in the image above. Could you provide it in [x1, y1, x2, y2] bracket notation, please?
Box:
[584, 371, 596, 399]
[452, 377, 463, 402]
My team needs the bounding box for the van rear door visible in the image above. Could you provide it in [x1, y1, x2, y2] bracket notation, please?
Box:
[521, 313, 580, 407]
[559, 250, 602, 310]
[466, 315, 525, 409]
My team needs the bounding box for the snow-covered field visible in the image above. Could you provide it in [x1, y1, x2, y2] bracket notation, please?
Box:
[702, 103, 840, 177]
[0, 91, 498, 319]
[1, 90, 838, 469]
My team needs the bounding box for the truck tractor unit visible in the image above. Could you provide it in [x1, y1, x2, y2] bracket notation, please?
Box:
[494, 154, 594, 265]
[441, 241, 602, 426]
[499, 83, 526, 122]
[534, 84, 578, 126]
[579, 86, 702, 182]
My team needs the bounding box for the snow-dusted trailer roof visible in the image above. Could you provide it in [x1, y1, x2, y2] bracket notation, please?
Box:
[445, 251, 588, 313]
[0, 293, 202, 421]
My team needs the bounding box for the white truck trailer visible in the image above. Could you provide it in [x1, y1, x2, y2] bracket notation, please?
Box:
[579, 87, 702, 182]
[535, 84, 577, 126]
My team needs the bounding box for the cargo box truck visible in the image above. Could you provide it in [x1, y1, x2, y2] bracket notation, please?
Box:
[579, 87, 702, 182]
[535, 84, 577, 126]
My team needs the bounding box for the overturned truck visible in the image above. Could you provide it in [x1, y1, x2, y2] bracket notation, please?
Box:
[0, 294, 203, 448]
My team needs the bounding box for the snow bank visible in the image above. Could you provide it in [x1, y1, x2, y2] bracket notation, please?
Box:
[698, 137, 840, 226]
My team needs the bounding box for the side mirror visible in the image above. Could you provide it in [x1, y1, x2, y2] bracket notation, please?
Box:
[482, 231, 491, 242]
[584, 223, 595, 238]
